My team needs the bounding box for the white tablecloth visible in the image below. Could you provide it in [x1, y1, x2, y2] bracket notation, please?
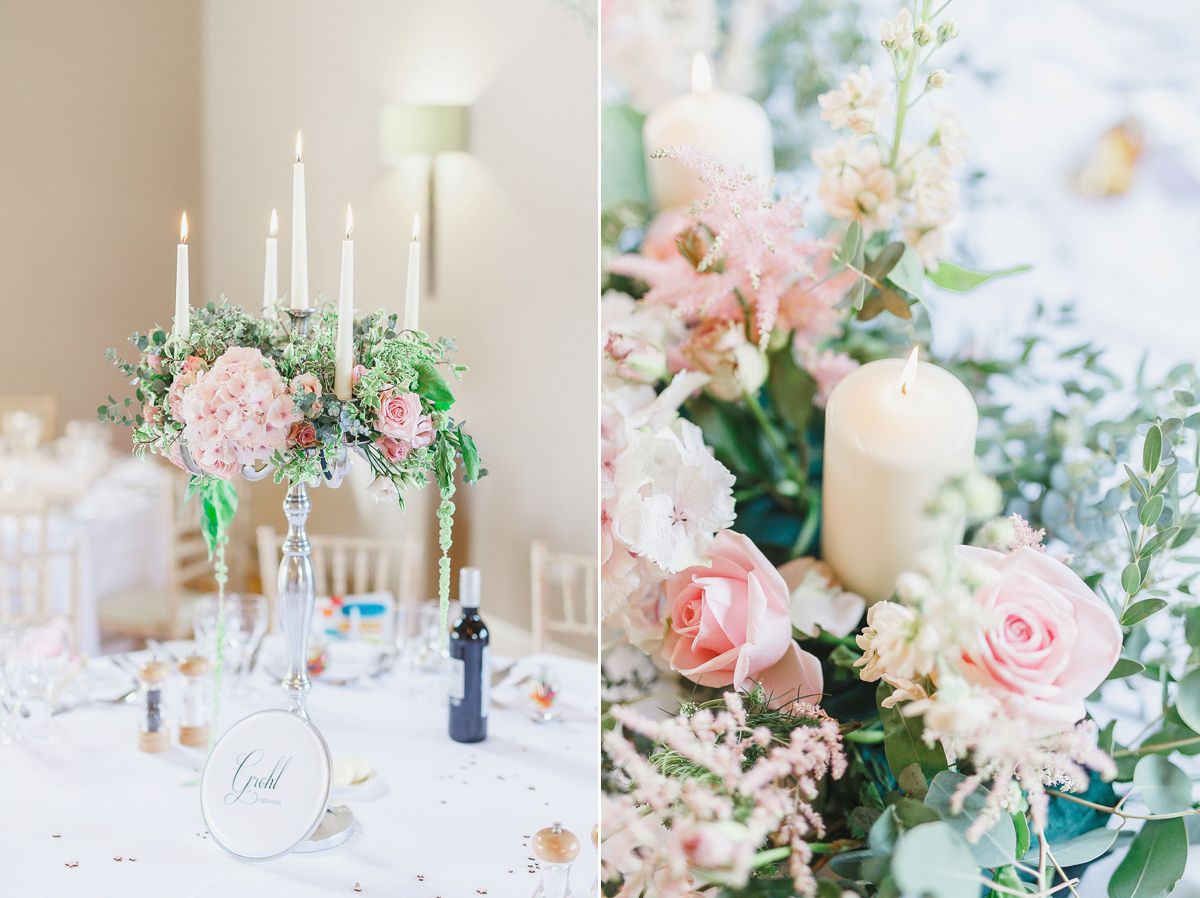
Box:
[1, 456, 171, 655]
[0, 645, 599, 897]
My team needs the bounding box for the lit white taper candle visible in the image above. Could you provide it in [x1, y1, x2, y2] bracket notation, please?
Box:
[174, 212, 190, 340]
[263, 209, 278, 317]
[821, 347, 979, 604]
[403, 213, 420, 331]
[290, 132, 309, 310]
[334, 205, 355, 399]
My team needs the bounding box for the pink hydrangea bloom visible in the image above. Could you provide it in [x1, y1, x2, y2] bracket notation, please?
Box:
[176, 347, 300, 479]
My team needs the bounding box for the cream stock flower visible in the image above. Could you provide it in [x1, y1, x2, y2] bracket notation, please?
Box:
[854, 600, 937, 684]
[817, 143, 901, 236]
[817, 65, 892, 132]
[879, 8, 914, 50]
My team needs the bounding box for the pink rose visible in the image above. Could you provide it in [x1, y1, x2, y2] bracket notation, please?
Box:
[376, 388, 424, 441]
[376, 435, 411, 463]
[662, 530, 824, 704]
[351, 364, 367, 387]
[956, 546, 1121, 735]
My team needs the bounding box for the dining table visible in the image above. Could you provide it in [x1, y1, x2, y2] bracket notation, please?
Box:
[0, 639, 600, 897]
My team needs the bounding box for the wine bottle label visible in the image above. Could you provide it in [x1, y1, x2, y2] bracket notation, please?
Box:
[448, 657, 465, 704]
[481, 646, 491, 718]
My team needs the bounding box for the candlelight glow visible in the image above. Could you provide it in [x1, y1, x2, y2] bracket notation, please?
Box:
[412, 213, 420, 242]
[295, 131, 302, 162]
[692, 53, 713, 94]
[900, 346, 919, 395]
[180, 212, 188, 244]
[346, 204, 354, 239]
[269, 209, 278, 237]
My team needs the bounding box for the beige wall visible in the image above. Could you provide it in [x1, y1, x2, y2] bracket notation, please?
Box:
[202, 1, 598, 630]
[0, 0, 203, 435]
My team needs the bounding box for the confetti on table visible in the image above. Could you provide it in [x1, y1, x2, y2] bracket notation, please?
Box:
[114, 856, 123, 862]
[52, 834, 60, 839]
[65, 862, 78, 868]
[353, 884, 362, 893]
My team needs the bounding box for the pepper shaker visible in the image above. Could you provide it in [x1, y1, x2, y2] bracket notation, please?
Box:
[178, 654, 211, 748]
[137, 660, 171, 753]
[532, 822, 579, 898]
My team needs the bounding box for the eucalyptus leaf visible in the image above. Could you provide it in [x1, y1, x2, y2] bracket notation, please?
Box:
[1133, 755, 1193, 814]
[839, 219, 862, 266]
[1020, 827, 1118, 866]
[1108, 817, 1187, 898]
[864, 241, 905, 281]
[924, 770, 1017, 868]
[928, 261, 1031, 292]
[1139, 494, 1164, 528]
[1122, 599, 1167, 626]
[887, 244, 927, 303]
[891, 822, 980, 898]
[1144, 425, 1162, 474]
[1174, 667, 1200, 733]
[1121, 563, 1143, 596]
[897, 763, 929, 799]
[1107, 658, 1147, 680]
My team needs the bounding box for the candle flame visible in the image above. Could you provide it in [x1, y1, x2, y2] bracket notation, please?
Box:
[691, 52, 713, 94]
[346, 204, 354, 239]
[269, 209, 278, 237]
[900, 346, 919, 395]
[412, 212, 420, 242]
[180, 211, 188, 244]
[295, 131, 302, 162]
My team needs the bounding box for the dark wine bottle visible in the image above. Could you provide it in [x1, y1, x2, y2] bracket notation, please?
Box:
[448, 567, 489, 743]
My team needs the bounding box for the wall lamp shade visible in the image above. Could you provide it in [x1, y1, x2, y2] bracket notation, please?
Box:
[379, 103, 468, 163]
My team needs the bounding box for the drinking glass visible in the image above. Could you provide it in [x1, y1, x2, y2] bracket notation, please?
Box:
[16, 620, 73, 739]
[0, 626, 24, 744]
[193, 594, 269, 689]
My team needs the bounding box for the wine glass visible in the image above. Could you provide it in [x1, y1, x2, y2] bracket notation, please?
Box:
[193, 594, 268, 690]
[0, 626, 24, 744]
[230, 595, 268, 689]
[16, 620, 73, 739]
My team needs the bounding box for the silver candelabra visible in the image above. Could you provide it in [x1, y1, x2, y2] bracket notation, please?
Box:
[178, 307, 355, 851]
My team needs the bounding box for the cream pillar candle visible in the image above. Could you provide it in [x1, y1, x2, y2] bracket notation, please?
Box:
[263, 209, 278, 317]
[174, 212, 190, 341]
[290, 132, 309, 310]
[403, 213, 420, 331]
[642, 53, 774, 210]
[334, 205, 354, 400]
[821, 348, 978, 604]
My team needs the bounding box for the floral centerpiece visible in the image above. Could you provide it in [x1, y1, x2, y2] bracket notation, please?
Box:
[602, 4, 1200, 897]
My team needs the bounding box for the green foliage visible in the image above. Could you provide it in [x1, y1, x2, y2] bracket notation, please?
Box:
[1108, 818, 1188, 898]
[924, 771, 1017, 868]
[1132, 755, 1194, 814]
[927, 261, 1031, 292]
[877, 683, 948, 781]
[890, 822, 980, 898]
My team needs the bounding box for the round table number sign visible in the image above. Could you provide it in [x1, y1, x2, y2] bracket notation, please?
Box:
[201, 709, 334, 861]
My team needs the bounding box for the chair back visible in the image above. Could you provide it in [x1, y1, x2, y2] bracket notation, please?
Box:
[530, 539, 597, 654]
[0, 395, 56, 449]
[256, 526, 420, 631]
[0, 497, 80, 641]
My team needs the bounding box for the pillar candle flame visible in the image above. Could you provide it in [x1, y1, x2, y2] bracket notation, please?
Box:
[180, 211, 188, 244]
[691, 52, 713, 94]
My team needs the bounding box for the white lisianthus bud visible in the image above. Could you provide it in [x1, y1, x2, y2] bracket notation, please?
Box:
[926, 69, 952, 90]
[914, 23, 934, 46]
[708, 343, 769, 400]
[366, 474, 399, 504]
[973, 516, 1018, 552]
[938, 19, 958, 42]
[880, 8, 915, 51]
[963, 470, 1003, 521]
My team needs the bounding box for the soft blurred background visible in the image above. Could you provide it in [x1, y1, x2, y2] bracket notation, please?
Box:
[0, 0, 597, 657]
[603, 0, 1200, 368]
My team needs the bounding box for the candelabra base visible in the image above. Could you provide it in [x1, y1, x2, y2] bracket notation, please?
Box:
[294, 804, 355, 853]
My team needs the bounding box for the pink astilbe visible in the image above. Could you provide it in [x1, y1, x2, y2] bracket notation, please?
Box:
[609, 148, 837, 350]
[909, 697, 1116, 841]
[602, 693, 845, 897]
[1010, 513, 1047, 552]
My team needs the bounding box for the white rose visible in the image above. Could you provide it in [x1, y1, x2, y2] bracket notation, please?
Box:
[366, 475, 399, 504]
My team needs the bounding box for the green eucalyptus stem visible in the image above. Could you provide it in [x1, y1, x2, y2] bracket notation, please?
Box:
[1051, 789, 1200, 821]
[1112, 734, 1200, 758]
[743, 390, 806, 487]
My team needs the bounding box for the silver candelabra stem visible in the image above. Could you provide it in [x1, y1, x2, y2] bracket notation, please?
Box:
[278, 477, 315, 717]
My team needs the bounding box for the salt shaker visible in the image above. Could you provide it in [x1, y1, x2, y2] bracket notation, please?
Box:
[137, 660, 171, 753]
[532, 822, 579, 898]
[178, 654, 211, 748]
